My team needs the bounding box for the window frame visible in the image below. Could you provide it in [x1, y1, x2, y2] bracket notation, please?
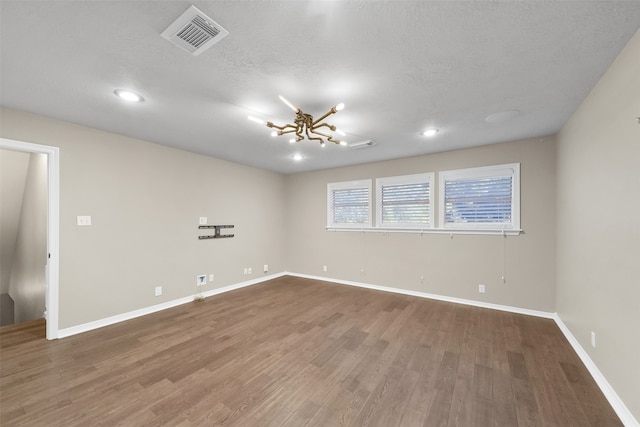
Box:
[375, 173, 434, 229]
[438, 163, 520, 230]
[326, 179, 372, 229]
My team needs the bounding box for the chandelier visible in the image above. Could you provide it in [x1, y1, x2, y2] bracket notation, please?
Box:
[248, 95, 346, 146]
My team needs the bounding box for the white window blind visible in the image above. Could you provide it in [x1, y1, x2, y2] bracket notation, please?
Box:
[439, 163, 520, 230]
[376, 173, 434, 228]
[327, 179, 372, 228]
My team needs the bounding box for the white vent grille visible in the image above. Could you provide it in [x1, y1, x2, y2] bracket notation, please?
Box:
[161, 5, 228, 56]
[349, 140, 376, 150]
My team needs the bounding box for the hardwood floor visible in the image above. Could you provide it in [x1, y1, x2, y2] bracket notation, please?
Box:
[0, 276, 622, 426]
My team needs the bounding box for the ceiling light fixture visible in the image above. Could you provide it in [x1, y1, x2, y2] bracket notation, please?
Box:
[248, 95, 346, 146]
[422, 128, 439, 137]
[114, 89, 144, 102]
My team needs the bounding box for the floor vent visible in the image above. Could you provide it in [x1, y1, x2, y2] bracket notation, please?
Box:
[349, 140, 376, 150]
[161, 5, 229, 56]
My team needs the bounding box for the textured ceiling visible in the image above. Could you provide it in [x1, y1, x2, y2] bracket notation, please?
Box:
[1, 1, 639, 174]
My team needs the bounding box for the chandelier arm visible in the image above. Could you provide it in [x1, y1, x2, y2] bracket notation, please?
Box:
[309, 129, 333, 139]
[306, 135, 325, 143]
[304, 127, 325, 143]
[267, 123, 296, 131]
[311, 107, 337, 126]
[311, 123, 336, 132]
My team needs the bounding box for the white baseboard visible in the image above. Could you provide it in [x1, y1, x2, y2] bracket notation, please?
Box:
[284, 271, 555, 319]
[285, 271, 638, 427]
[553, 314, 639, 427]
[57, 272, 286, 339]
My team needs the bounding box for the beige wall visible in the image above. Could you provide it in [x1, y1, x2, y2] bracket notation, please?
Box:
[285, 136, 557, 312]
[0, 108, 287, 329]
[556, 30, 640, 421]
[0, 149, 30, 295]
[8, 153, 48, 323]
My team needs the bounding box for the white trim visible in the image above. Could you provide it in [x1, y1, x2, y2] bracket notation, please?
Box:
[284, 271, 553, 319]
[326, 227, 522, 236]
[553, 314, 639, 427]
[0, 138, 60, 340]
[57, 272, 286, 338]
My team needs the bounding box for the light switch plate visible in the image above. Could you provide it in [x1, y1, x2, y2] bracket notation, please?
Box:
[199, 217, 207, 225]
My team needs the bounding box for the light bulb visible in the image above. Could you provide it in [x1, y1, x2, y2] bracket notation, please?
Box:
[340, 141, 347, 146]
[248, 116, 265, 124]
[270, 131, 278, 137]
[289, 139, 296, 143]
[335, 103, 345, 111]
[292, 154, 303, 161]
[422, 128, 439, 137]
[279, 95, 298, 112]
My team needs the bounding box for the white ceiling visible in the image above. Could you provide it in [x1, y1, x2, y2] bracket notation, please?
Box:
[1, 1, 639, 174]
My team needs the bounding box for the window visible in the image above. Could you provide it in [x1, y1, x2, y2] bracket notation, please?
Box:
[376, 173, 434, 229]
[327, 179, 372, 228]
[439, 163, 520, 230]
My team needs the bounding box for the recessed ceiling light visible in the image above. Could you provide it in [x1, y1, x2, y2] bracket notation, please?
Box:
[292, 154, 303, 161]
[422, 128, 439, 137]
[114, 89, 144, 102]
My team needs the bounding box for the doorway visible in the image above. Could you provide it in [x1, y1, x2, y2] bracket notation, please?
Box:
[0, 138, 59, 340]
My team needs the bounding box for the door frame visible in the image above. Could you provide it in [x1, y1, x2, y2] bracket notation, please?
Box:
[1, 138, 60, 339]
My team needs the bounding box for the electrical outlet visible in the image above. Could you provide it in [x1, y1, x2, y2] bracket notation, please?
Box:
[263, 264, 268, 273]
[209, 274, 214, 282]
[155, 286, 162, 297]
[591, 331, 596, 348]
[323, 265, 328, 272]
[479, 284, 485, 293]
[197, 275, 206, 287]
[77, 215, 92, 226]
[199, 217, 207, 225]
[248, 267, 252, 274]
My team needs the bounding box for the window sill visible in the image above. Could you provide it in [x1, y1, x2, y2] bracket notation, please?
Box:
[325, 227, 522, 236]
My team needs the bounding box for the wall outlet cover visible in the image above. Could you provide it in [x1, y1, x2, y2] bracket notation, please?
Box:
[77, 215, 92, 226]
[197, 275, 206, 286]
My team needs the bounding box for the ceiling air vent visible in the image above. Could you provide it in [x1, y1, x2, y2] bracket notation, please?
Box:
[349, 140, 376, 150]
[161, 5, 229, 56]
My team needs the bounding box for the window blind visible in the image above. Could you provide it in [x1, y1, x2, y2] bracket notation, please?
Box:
[330, 187, 370, 225]
[381, 182, 430, 224]
[444, 176, 513, 224]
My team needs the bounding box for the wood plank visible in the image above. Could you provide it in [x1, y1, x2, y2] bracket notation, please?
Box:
[0, 276, 623, 426]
